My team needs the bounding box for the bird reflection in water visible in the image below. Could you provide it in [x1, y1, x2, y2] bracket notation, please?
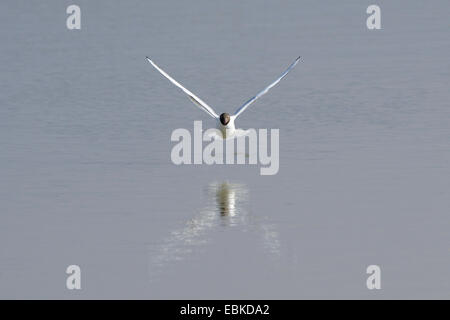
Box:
[148, 182, 280, 281]
[209, 182, 248, 226]
[216, 182, 237, 217]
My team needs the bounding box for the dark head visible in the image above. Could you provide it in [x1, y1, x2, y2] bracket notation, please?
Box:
[219, 113, 230, 126]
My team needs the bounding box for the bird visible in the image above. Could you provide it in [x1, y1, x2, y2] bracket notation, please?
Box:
[145, 56, 301, 138]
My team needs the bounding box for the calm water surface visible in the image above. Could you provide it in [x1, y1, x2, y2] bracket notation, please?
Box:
[0, 1, 449, 298]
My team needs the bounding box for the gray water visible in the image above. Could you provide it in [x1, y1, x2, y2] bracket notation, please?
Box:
[0, 0, 449, 299]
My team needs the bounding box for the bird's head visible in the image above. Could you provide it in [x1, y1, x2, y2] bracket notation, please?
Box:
[219, 113, 230, 126]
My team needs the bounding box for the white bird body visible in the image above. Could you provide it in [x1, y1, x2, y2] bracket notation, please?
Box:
[145, 56, 301, 137]
[217, 116, 236, 138]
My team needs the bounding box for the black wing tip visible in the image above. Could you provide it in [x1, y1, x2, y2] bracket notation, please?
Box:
[296, 55, 301, 61]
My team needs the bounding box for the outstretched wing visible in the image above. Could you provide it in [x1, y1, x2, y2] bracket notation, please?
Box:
[146, 57, 219, 119]
[233, 56, 301, 119]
